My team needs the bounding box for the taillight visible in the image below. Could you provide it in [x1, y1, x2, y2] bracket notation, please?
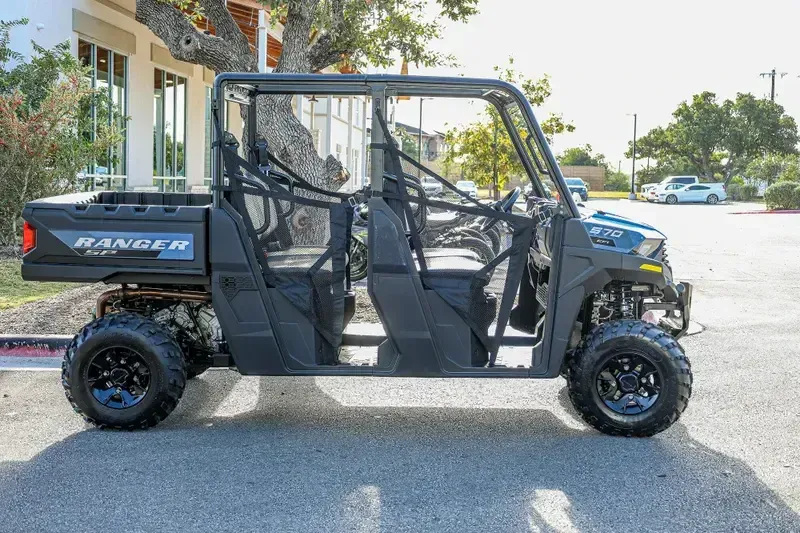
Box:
[22, 221, 36, 255]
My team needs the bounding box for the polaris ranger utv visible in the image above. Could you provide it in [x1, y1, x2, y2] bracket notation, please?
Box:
[21, 74, 692, 436]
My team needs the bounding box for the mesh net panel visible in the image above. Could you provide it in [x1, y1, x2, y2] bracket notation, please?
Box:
[225, 151, 349, 350]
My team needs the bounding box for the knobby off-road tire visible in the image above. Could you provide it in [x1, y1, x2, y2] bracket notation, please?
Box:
[566, 320, 692, 437]
[485, 226, 501, 255]
[62, 312, 187, 429]
[349, 237, 368, 282]
[448, 236, 495, 264]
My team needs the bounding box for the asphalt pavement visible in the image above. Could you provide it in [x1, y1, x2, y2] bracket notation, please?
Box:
[1, 200, 799, 532]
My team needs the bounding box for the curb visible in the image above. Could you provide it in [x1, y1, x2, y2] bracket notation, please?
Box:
[0, 335, 71, 358]
[729, 209, 800, 215]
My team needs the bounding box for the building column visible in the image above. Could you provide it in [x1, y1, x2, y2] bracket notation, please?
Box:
[346, 96, 354, 189]
[184, 66, 206, 188]
[325, 95, 333, 156]
[125, 36, 155, 190]
[361, 97, 368, 185]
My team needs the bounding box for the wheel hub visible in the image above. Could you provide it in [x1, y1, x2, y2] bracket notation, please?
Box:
[87, 347, 150, 410]
[596, 354, 661, 415]
[618, 373, 639, 393]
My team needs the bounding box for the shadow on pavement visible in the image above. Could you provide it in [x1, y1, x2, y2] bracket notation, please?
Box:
[0, 374, 797, 533]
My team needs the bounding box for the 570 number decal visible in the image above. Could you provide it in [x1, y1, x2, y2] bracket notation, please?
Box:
[589, 226, 624, 238]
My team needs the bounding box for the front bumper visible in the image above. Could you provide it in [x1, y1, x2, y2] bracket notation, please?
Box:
[643, 281, 693, 339]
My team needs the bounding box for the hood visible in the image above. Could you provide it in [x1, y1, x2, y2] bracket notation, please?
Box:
[577, 207, 667, 256]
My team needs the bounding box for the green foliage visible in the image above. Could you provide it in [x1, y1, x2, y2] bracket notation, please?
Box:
[764, 181, 800, 210]
[727, 183, 742, 201]
[740, 184, 758, 201]
[628, 91, 799, 182]
[443, 58, 573, 190]
[729, 175, 745, 186]
[0, 20, 123, 244]
[253, 0, 479, 70]
[558, 144, 606, 167]
[745, 153, 800, 185]
[395, 127, 420, 160]
[604, 170, 630, 192]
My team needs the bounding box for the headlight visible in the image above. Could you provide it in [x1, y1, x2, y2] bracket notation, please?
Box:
[634, 238, 663, 258]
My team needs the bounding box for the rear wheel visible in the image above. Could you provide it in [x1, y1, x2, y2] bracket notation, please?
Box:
[666, 194, 678, 205]
[485, 226, 501, 254]
[349, 237, 368, 282]
[447, 236, 495, 264]
[706, 194, 719, 205]
[62, 312, 186, 429]
[566, 320, 692, 437]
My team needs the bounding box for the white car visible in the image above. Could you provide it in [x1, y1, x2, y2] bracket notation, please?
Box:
[421, 177, 443, 196]
[643, 176, 699, 201]
[655, 183, 727, 205]
[455, 180, 478, 199]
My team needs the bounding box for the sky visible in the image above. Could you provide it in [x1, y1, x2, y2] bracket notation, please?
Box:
[393, 0, 800, 173]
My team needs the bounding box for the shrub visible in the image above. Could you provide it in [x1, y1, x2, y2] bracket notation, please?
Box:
[0, 20, 123, 244]
[729, 176, 745, 186]
[740, 184, 758, 201]
[764, 181, 800, 210]
[727, 183, 742, 201]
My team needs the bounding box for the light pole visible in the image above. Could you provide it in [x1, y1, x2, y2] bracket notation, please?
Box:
[417, 97, 433, 177]
[627, 113, 638, 200]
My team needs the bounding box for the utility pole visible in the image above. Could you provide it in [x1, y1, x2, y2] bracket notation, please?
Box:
[417, 97, 433, 177]
[760, 68, 788, 101]
[628, 113, 638, 200]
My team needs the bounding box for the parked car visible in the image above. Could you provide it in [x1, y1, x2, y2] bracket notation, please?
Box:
[655, 183, 727, 204]
[564, 177, 589, 201]
[421, 176, 443, 196]
[455, 180, 478, 198]
[642, 176, 699, 201]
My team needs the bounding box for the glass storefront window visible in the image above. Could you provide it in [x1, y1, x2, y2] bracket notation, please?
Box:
[153, 68, 187, 192]
[78, 39, 127, 191]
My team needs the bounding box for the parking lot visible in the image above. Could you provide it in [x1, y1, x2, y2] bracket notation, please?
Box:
[1, 200, 799, 532]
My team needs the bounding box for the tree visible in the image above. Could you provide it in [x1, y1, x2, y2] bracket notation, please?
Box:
[557, 144, 606, 167]
[745, 153, 800, 185]
[0, 20, 122, 244]
[627, 91, 798, 183]
[443, 58, 573, 192]
[135, 0, 479, 194]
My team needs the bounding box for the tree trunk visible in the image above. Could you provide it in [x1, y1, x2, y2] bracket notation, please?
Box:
[135, 0, 346, 193]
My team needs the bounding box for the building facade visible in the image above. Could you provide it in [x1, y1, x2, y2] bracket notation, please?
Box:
[5, 0, 369, 193]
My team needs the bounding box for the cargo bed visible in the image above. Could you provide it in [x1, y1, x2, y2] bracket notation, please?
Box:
[22, 191, 211, 285]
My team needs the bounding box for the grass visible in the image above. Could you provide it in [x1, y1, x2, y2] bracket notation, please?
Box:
[0, 260, 75, 310]
[588, 191, 632, 199]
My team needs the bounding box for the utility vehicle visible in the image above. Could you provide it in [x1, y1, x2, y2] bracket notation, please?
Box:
[21, 74, 692, 436]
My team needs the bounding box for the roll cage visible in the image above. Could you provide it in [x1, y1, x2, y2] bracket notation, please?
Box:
[210, 73, 579, 217]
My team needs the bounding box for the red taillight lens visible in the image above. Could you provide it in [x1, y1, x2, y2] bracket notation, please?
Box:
[22, 221, 36, 255]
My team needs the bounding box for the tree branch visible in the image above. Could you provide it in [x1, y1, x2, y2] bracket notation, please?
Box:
[196, 0, 252, 59]
[135, 0, 255, 73]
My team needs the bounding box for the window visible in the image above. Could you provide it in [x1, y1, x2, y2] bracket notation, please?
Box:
[336, 143, 342, 161]
[686, 185, 709, 190]
[78, 40, 127, 191]
[666, 184, 685, 190]
[337, 98, 343, 117]
[153, 68, 187, 192]
[352, 149, 359, 176]
[355, 100, 361, 124]
[676, 177, 696, 184]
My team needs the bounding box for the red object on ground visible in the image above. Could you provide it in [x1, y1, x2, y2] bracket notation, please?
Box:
[729, 209, 800, 215]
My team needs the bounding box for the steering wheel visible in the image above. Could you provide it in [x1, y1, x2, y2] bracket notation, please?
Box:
[480, 187, 521, 232]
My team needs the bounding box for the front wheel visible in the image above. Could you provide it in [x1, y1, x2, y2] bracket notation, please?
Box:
[349, 236, 368, 282]
[62, 312, 187, 429]
[666, 194, 678, 205]
[706, 194, 719, 205]
[566, 320, 692, 437]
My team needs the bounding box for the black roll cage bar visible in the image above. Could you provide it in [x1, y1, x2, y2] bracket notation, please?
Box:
[210, 72, 578, 218]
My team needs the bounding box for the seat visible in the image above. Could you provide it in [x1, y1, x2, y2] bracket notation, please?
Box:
[420, 255, 498, 334]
